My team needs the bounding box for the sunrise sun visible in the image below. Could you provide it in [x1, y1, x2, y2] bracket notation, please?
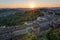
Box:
[29, 3, 35, 8]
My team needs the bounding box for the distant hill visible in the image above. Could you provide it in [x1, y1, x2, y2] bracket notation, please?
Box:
[0, 8, 44, 26]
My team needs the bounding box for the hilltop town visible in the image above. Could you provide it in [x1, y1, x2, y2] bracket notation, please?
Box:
[0, 8, 60, 40]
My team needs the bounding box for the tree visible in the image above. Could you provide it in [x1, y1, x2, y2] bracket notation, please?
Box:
[45, 28, 60, 40]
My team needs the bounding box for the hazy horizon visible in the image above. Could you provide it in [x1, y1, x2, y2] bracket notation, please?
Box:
[0, 0, 60, 8]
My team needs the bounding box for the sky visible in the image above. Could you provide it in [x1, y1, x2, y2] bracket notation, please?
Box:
[0, 0, 60, 8]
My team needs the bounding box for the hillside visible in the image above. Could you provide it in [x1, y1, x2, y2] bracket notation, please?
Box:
[0, 9, 44, 26]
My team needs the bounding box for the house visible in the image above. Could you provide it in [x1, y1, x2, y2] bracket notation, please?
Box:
[24, 21, 34, 25]
[27, 25, 41, 36]
[37, 17, 48, 22]
[52, 18, 60, 29]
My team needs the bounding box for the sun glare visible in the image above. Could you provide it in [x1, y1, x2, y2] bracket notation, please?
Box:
[29, 3, 35, 8]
